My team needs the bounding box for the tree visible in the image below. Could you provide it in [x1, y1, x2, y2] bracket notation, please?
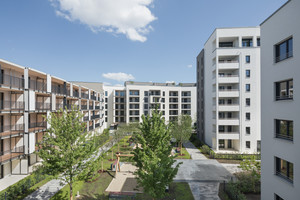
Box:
[133, 109, 181, 199]
[37, 107, 99, 200]
[171, 115, 193, 155]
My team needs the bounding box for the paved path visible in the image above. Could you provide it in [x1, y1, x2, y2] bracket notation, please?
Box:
[24, 142, 114, 200]
[0, 174, 28, 191]
[180, 142, 234, 200]
[183, 141, 208, 160]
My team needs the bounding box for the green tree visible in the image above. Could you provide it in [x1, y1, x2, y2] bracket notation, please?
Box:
[133, 109, 181, 199]
[171, 115, 193, 155]
[37, 107, 99, 200]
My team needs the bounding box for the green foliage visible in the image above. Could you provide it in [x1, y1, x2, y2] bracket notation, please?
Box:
[133, 109, 182, 199]
[0, 166, 49, 200]
[201, 145, 212, 154]
[235, 172, 261, 194]
[189, 134, 205, 148]
[171, 115, 193, 155]
[37, 107, 100, 200]
[111, 123, 139, 152]
[212, 153, 261, 160]
[224, 181, 247, 200]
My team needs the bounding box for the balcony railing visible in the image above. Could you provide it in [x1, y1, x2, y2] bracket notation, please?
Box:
[56, 103, 64, 110]
[276, 95, 293, 101]
[29, 80, 47, 92]
[0, 146, 25, 163]
[219, 102, 239, 106]
[219, 89, 239, 92]
[93, 115, 100, 119]
[0, 74, 24, 89]
[275, 51, 293, 63]
[91, 95, 96, 100]
[29, 122, 47, 132]
[81, 93, 89, 99]
[95, 105, 100, 110]
[89, 125, 93, 130]
[83, 116, 89, 121]
[0, 101, 24, 110]
[66, 89, 71, 96]
[0, 124, 25, 138]
[95, 123, 100, 128]
[89, 105, 93, 110]
[218, 60, 239, 63]
[81, 105, 88, 110]
[51, 84, 65, 95]
[36, 102, 51, 110]
[275, 133, 293, 141]
[73, 90, 79, 98]
[219, 75, 239, 77]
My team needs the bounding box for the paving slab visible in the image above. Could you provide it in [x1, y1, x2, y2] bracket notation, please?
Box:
[183, 142, 208, 160]
[189, 182, 220, 200]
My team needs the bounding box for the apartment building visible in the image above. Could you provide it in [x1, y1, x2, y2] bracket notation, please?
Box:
[103, 81, 197, 127]
[197, 27, 261, 153]
[261, 0, 299, 199]
[0, 59, 105, 179]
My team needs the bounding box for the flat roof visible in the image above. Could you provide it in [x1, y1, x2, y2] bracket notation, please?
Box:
[124, 81, 196, 87]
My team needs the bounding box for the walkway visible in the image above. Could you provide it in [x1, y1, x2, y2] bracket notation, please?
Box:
[24, 141, 114, 200]
[181, 142, 234, 200]
[0, 174, 28, 191]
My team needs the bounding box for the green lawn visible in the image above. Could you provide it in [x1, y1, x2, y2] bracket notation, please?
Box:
[173, 147, 191, 159]
[136, 182, 194, 200]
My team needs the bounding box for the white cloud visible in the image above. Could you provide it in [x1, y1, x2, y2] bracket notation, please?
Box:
[187, 64, 193, 68]
[50, 0, 157, 42]
[102, 72, 135, 82]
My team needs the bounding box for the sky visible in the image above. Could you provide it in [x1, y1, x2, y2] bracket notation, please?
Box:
[0, 0, 287, 86]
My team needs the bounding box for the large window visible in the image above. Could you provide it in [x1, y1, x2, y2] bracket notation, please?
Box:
[275, 79, 293, 100]
[275, 157, 293, 183]
[242, 39, 253, 47]
[275, 119, 293, 141]
[275, 37, 293, 63]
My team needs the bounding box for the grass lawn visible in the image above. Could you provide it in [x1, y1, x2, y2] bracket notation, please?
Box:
[173, 147, 191, 159]
[50, 171, 115, 200]
[136, 182, 194, 200]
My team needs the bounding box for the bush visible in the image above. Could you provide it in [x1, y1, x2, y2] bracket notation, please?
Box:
[200, 145, 212, 154]
[224, 182, 247, 200]
[236, 172, 261, 194]
[211, 153, 261, 160]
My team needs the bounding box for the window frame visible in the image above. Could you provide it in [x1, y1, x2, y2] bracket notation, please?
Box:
[275, 119, 293, 141]
[275, 79, 293, 101]
[275, 37, 293, 63]
[245, 55, 251, 63]
[275, 157, 294, 183]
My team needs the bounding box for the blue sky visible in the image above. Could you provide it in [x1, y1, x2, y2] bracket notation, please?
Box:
[0, 0, 287, 86]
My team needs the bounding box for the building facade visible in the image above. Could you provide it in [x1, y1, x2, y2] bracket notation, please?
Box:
[197, 27, 261, 153]
[0, 59, 105, 179]
[104, 81, 197, 127]
[261, 0, 299, 199]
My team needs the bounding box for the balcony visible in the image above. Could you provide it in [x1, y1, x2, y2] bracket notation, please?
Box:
[81, 105, 88, 110]
[73, 90, 79, 98]
[30, 80, 47, 92]
[29, 122, 47, 132]
[89, 105, 93, 110]
[36, 102, 51, 110]
[89, 125, 93, 131]
[0, 146, 25, 164]
[0, 74, 24, 89]
[56, 103, 64, 110]
[218, 75, 239, 84]
[0, 124, 24, 138]
[218, 89, 239, 98]
[83, 116, 89, 121]
[93, 115, 100, 119]
[0, 101, 24, 111]
[91, 95, 97, 100]
[95, 105, 100, 110]
[218, 132, 240, 140]
[95, 123, 100, 128]
[218, 103, 240, 112]
[218, 118, 239, 126]
[52, 84, 65, 95]
[81, 93, 89, 99]
[218, 60, 239, 70]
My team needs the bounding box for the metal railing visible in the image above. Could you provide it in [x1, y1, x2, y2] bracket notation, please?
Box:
[83, 116, 89, 121]
[81, 93, 89, 99]
[29, 80, 47, 92]
[56, 103, 64, 110]
[29, 122, 47, 132]
[275, 133, 293, 141]
[95, 123, 100, 128]
[89, 105, 93, 110]
[0, 101, 24, 110]
[218, 60, 239, 63]
[73, 90, 79, 98]
[219, 74, 239, 77]
[91, 95, 96, 100]
[95, 105, 100, 110]
[0, 145, 25, 163]
[276, 51, 293, 63]
[0, 74, 24, 89]
[219, 89, 239, 92]
[81, 105, 88, 110]
[89, 125, 93, 130]
[276, 95, 293, 101]
[51, 84, 65, 95]
[36, 102, 51, 110]
[0, 124, 25, 137]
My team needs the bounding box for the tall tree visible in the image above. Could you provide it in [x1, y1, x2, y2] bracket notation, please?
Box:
[37, 107, 99, 200]
[133, 109, 181, 199]
[171, 114, 193, 155]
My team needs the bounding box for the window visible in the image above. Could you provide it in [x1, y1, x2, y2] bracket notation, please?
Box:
[275, 37, 293, 62]
[219, 126, 225, 132]
[115, 91, 119, 96]
[246, 127, 251, 134]
[246, 141, 250, 148]
[276, 79, 293, 100]
[274, 194, 284, 200]
[275, 157, 293, 183]
[246, 55, 250, 63]
[246, 113, 250, 120]
[144, 111, 148, 115]
[219, 42, 233, 47]
[130, 90, 139, 95]
[105, 91, 108, 96]
[144, 104, 148, 109]
[242, 39, 253, 47]
[163, 91, 165, 96]
[246, 98, 250, 106]
[246, 84, 251, 92]
[257, 141, 261, 152]
[120, 91, 125, 96]
[275, 119, 293, 141]
[105, 98, 108, 102]
[144, 91, 148, 96]
[246, 70, 250, 78]
[144, 97, 148, 103]
[219, 139, 225, 148]
[257, 38, 260, 46]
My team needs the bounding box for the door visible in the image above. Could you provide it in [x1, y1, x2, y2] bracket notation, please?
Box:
[228, 140, 232, 149]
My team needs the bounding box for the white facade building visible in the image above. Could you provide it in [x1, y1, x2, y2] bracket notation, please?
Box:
[197, 27, 261, 153]
[104, 81, 197, 127]
[261, 0, 299, 199]
[0, 59, 105, 180]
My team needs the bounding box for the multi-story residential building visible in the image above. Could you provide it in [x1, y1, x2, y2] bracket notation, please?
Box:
[197, 27, 261, 153]
[0, 59, 105, 180]
[261, 0, 299, 199]
[103, 81, 197, 127]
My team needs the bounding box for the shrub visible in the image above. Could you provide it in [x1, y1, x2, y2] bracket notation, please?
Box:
[224, 182, 247, 200]
[200, 145, 211, 154]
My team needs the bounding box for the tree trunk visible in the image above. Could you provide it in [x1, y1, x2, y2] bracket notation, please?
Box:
[112, 149, 114, 160]
[118, 143, 120, 152]
[180, 142, 182, 155]
[102, 160, 104, 172]
[70, 183, 73, 200]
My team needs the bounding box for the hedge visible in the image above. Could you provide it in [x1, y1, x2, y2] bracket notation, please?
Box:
[223, 181, 247, 200]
